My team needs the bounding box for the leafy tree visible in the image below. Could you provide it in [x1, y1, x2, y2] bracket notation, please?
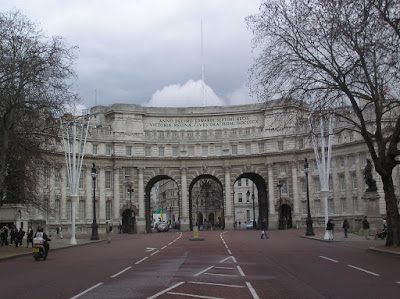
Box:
[247, 0, 400, 246]
[0, 11, 78, 208]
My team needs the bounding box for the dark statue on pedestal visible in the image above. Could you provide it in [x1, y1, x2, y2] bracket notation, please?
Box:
[364, 159, 377, 192]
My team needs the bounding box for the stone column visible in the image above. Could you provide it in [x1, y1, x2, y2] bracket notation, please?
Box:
[136, 167, 146, 233]
[180, 167, 189, 231]
[224, 166, 233, 230]
[113, 167, 120, 223]
[268, 164, 275, 215]
[292, 163, 299, 214]
[99, 168, 106, 223]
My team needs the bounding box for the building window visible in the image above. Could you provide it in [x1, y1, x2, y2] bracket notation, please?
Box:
[352, 174, 357, 189]
[216, 146, 222, 156]
[145, 146, 151, 156]
[55, 199, 60, 221]
[79, 200, 85, 221]
[105, 171, 112, 189]
[280, 164, 286, 174]
[353, 196, 359, 211]
[43, 167, 49, 188]
[246, 179, 249, 186]
[301, 180, 307, 193]
[337, 133, 342, 144]
[173, 146, 179, 157]
[258, 143, 265, 153]
[329, 176, 333, 190]
[298, 139, 304, 149]
[329, 199, 335, 213]
[188, 146, 194, 156]
[245, 144, 251, 154]
[106, 200, 112, 221]
[246, 210, 250, 222]
[125, 169, 131, 177]
[106, 145, 112, 156]
[66, 200, 72, 221]
[278, 141, 284, 151]
[246, 192, 250, 202]
[315, 200, 322, 214]
[159, 146, 165, 157]
[280, 180, 288, 194]
[341, 198, 347, 212]
[92, 144, 97, 155]
[54, 168, 61, 188]
[238, 179, 242, 187]
[314, 178, 320, 192]
[238, 193, 243, 203]
[349, 131, 354, 142]
[339, 156, 345, 168]
[79, 170, 85, 189]
[232, 145, 238, 155]
[339, 175, 346, 190]
[202, 145, 208, 156]
[302, 201, 307, 214]
[126, 146, 132, 156]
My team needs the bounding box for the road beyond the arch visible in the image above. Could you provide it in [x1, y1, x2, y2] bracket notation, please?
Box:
[0, 229, 399, 298]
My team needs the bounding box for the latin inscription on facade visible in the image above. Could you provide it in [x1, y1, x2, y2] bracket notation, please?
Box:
[144, 115, 261, 130]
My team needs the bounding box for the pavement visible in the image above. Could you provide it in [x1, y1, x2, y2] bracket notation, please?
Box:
[1, 229, 399, 261]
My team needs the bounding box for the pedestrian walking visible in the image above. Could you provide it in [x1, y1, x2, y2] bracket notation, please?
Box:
[17, 228, 25, 247]
[342, 218, 349, 238]
[3, 225, 9, 246]
[0, 227, 5, 246]
[27, 226, 33, 248]
[326, 219, 334, 240]
[260, 218, 269, 239]
[118, 223, 123, 234]
[363, 216, 370, 240]
[106, 221, 112, 243]
[10, 226, 17, 246]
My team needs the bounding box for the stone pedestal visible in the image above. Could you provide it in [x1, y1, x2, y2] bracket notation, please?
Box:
[362, 191, 383, 233]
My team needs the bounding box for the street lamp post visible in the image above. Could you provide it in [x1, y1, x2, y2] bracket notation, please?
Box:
[127, 187, 134, 234]
[304, 158, 315, 236]
[277, 181, 284, 230]
[246, 189, 256, 229]
[90, 163, 99, 240]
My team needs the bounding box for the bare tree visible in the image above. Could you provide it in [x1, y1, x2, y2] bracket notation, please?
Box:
[0, 11, 78, 208]
[247, 0, 400, 246]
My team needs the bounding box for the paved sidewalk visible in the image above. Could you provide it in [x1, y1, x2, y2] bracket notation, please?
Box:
[299, 228, 400, 256]
[0, 235, 104, 261]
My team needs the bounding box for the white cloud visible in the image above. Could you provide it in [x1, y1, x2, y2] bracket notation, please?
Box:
[145, 80, 225, 107]
[225, 85, 256, 106]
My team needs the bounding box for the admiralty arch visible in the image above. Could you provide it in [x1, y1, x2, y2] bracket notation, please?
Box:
[9, 101, 399, 235]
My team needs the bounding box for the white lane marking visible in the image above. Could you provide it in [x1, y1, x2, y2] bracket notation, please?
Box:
[111, 266, 131, 278]
[135, 257, 148, 264]
[161, 246, 167, 250]
[215, 267, 234, 270]
[396, 281, 400, 284]
[194, 266, 214, 277]
[150, 250, 160, 256]
[189, 281, 245, 288]
[147, 281, 185, 299]
[237, 265, 245, 277]
[219, 256, 237, 263]
[227, 249, 232, 255]
[347, 265, 380, 276]
[204, 273, 238, 277]
[167, 292, 225, 298]
[319, 256, 339, 263]
[246, 282, 260, 299]
[168, 242, 174, 245]
[146, 247, 156, 252]
[70, 282, 103, 299]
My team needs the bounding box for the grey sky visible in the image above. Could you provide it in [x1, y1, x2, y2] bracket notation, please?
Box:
[1, 0, 261, 110]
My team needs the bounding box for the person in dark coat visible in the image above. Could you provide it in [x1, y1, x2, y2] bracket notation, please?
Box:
[10, 226, 16, 246]
[342, 219, 350, 238]
[326, 219, 335, 240]
[260, 218, 269, 239]
[26, 226, 34, 248]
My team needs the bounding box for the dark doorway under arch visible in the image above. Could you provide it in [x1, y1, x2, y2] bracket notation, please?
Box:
[280, 204, 292, 229]
[122, 209, 136, 233]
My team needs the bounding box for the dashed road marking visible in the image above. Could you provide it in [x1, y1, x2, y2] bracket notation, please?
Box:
[147, 281, 185, 299]
[150, 250, 160, 256]
[319, 256, 338, 263]
[194, 266, 214, 277]
[110, 266, 131, 278]
[237, 265, 245, 277]
[246, 282, 260, 299]
[161, 246, 167, 250]
[70, 282, 103, 299]
[347, 265, 380, 276]
[135, 257, 148, 264]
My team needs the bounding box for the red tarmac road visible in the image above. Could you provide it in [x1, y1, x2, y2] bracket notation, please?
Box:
[0, 229, 399, 299]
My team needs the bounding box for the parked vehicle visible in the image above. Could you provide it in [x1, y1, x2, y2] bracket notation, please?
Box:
[246, 220, 257, 229]
[156, 222, 169, 232]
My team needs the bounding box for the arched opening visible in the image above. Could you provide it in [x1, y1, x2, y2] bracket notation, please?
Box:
[145, 175, 180, 233]
[280, 204, 292, 229]
[122, 209, 136, 233]
[233, 173, 268, 229]
[189, 175, 224, 231]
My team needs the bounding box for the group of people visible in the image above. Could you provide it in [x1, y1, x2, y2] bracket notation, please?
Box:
[0, 225, 34, 248]
[326, 216, 375, 240]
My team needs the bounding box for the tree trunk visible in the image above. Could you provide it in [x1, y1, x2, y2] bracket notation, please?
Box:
[381, 174, 400, 247]
[0, 126, 9, 204]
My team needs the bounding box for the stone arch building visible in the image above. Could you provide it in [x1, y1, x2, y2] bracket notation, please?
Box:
[8, 101, 399, 234]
